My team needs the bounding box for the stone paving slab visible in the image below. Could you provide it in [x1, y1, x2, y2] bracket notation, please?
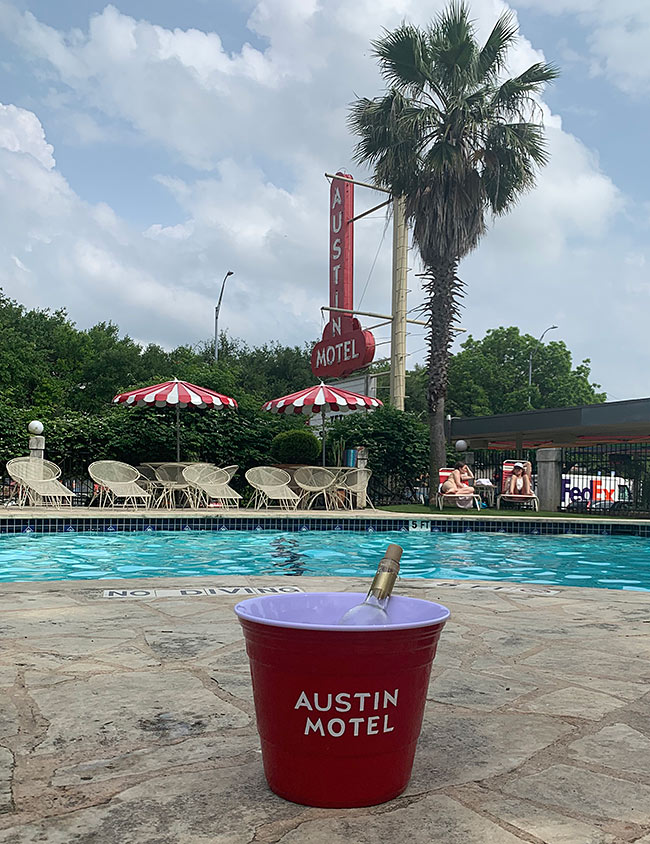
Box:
[0, 574, 648, 843]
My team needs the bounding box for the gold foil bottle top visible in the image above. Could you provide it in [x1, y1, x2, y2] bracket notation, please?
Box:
[369, 544, 402, 600]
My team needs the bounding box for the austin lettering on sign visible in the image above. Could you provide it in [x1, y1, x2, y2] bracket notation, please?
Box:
[311, 172, 375, 378]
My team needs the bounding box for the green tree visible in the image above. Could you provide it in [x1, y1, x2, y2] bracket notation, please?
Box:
[349, 3, 559, 494]
[404, 365, 428, 418]
[0, 290, 312, 477]
[217, 338, 315, 402]
[445, 327, 606, 416]
[328, 407, 429, 503]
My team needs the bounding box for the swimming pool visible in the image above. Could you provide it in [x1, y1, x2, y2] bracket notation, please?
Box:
[1, 530, 649, 590]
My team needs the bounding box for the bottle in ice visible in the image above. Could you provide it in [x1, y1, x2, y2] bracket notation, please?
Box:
[338, 543, 403, 625]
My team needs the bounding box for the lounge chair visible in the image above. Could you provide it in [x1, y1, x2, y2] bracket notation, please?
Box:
[6, 457, 74, 508]
[336, 468, 374, 509]
[245, 467, 299, 510]
[436, 468, 481, 511]
[497, 460, 539, 511]
[88, 461, 151, 508]
[183, 465, 241, 509]
[294, 467, 336, 510]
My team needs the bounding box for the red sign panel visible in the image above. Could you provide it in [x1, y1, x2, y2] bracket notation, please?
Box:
[329, 172, 354, 318]
[311, 172, 375, 378]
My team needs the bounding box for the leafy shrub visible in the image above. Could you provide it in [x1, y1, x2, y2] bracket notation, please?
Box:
[328, 406, 429, 501]
[270, 428, 321, 464]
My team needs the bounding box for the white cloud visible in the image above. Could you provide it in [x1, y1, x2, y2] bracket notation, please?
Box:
[0, 102, 217, 345]
[481, 118, 622, 263]
[516, 0, 650, 93]
[0, 102, 54, 168]
[11, 254, 29, 272]
[0, 0, 644, 398]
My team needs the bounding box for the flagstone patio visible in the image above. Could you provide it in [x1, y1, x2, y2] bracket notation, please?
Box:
[0, 574, 649, 843]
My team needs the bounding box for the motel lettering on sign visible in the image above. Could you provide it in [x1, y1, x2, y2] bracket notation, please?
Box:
[311, 172, 375, 378]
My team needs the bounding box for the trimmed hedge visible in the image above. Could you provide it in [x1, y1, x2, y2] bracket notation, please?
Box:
[270, 428, 322, 464]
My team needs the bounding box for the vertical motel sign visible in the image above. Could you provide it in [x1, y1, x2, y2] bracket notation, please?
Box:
[311, 172, 375, 378]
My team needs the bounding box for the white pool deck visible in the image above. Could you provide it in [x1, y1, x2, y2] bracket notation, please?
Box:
[0, 567, 649, 843]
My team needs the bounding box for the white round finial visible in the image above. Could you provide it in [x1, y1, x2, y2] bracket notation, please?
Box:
[28, 420, 44, 435]
[455, 439, 468, 452]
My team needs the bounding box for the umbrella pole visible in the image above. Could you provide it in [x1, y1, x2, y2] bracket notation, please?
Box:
[176, 404, 181, 462]
[321, 407, 326, 467]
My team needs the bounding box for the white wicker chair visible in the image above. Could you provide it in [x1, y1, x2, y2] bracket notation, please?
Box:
[154, 462, 194, 509]
[135, 464, 167, 507]
[183, 465, 241, 509]
[88, 461, 151, 508]
[6, 458, 74, 508]
[245, 466, 299, 510]
[337, 468, 374, 510]
[293, 466, 336, 510]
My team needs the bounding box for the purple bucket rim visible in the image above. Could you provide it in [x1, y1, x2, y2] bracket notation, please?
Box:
[234, 591, 450, 632]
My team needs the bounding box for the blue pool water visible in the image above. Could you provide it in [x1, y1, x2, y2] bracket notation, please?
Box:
[0, 530, 649, 590]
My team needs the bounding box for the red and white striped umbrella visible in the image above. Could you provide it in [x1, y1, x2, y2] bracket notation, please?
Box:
[262, 383, 382, 465]
[113, 379, 237, 461]
[262, 383, 382, 415]
[113, 379, 237, 410]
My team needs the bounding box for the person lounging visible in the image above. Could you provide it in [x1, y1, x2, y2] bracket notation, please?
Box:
[507, 461, 531, 496]
[441, 462, 475, 496]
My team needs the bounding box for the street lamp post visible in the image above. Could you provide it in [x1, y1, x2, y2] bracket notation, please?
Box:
[528, 324, 558, 407]
[214, 271, 234, 363]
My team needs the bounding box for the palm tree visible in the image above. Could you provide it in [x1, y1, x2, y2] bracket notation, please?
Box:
[349, 2, 559, 498]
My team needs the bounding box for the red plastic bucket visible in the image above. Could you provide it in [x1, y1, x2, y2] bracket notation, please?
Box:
[234, 591, 450, 808]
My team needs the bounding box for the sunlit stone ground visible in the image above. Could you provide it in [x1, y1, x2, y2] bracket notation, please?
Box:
[0, 574, 649, 843]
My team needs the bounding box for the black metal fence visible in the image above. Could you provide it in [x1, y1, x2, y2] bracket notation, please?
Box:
[371, 443, 650, 516]
[369, 448, 538, 507]
[559, 443, 650, 516]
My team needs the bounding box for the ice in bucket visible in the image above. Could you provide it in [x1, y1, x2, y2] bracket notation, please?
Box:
[234, 590, 450, 808]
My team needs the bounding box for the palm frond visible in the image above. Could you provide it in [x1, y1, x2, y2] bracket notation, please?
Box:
[407, 170, 486, 263]
[423, 140, 464, 171]
[348, 91, 420, 194]
[372, 24, 432, 93]
[476, 10, 518, 80]
[499, 122, 550, 166]
[427, 2, 478, 96]
[482, 122, 547, 213]
[434, 1, 475, 50]
[492, 62, 560, 114]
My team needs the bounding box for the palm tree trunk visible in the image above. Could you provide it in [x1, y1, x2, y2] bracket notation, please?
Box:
[428, 398, 447, 500]
[423, 257, 462, 503]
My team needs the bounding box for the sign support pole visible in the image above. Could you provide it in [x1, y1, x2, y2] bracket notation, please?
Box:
[390, 196, 408, 410]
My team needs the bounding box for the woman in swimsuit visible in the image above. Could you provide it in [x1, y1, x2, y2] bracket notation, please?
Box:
[508, 462, 531, 496]
[441, 462, 475, 495]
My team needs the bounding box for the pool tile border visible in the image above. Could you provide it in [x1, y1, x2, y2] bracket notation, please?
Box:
[0, 515, 649, 536]
[0, 516, 411, 534]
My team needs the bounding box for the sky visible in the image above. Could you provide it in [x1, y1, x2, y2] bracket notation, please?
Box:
[0, 0, 648, 400]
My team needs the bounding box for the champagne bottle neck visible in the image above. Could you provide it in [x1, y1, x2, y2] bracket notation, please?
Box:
[367, 557, 399, 601]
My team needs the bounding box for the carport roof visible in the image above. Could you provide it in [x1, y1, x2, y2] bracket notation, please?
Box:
[449, 397, 650, 449]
